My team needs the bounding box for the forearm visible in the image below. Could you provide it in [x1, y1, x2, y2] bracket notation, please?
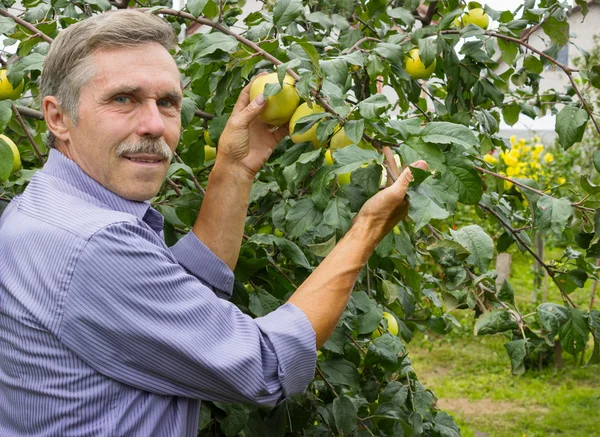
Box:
[287, 219, 379, 348]
[192, 159, 254, 270]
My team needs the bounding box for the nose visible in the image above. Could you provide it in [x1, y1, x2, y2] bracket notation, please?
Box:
[136, 101, 165, 138]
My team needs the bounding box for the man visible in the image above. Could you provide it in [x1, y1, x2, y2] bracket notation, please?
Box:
[0, 9, 427, 436]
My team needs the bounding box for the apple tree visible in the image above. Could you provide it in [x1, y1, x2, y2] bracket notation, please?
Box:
[1, 0, 599, 435]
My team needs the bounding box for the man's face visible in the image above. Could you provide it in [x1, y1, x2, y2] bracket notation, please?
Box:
[62, 43, 182, 201]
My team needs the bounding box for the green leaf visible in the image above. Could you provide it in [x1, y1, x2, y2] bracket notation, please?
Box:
[497, 38, 519, 65]
[559, 309, 590, 355]
[344, 119, 364, 145]
[0, 136, 14, 182]
[417, 38, 437, 68]
[373, 43, 404, 65]
[213, 403, 249, 437]
[427, 240, 470, 267]
[399, 137, 445, 171]
[285, 198, 323, 238]
[555, 106, 588, 150]
[451, 225, 494, 272]
[365, 334, 404, 368]
[535, 196, 573, 236]
[306, 235, 336, 258]
[187, 0, 208, 17]
[505, 339, 529, 375]
[537, 303, 570, 338]
[475, 310, 519, 336]
[319, 358, 360, 389]
[433, 412, 460, 437]
[497, 280, 515, 305]
[331, 145, 381, 175]
[189, 33, 239, 61]
[249, 288, 281, 317]
[502, 104, 520, 127]
[0, 100, 12, 138]
[17, 53, 45, 72]
[333, 396, 357, 435]
[323, 197, 352, 234]
[542, 17, 569, 46]
[389, 118, 421, 139]
[358, 94, 391, 119]
[441, 153, 483, 205]
[274, 238, 312, 269]
[320, 58, 347, 86]
[420, 122, 478, 152]
[0, 16, 16, 34]
[388, 7, 415, 26]
[273, 0, 303, 27]
[407, 183, 450, 231]
[523, 55, 543, 74]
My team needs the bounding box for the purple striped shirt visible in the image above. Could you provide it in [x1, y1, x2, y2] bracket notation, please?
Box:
[0, 149, 316, 436]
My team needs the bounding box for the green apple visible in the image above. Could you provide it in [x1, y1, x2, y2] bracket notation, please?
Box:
[289, 102, 325, 147]
[249, 73, 299, 126]
[0, 134, 20, 173]
[324, 149, 334, 166]
[257, 224, 273, 234]
[337, 172, 351, 186]
[462, 8, 489, 29]
[274, 228, 284, 237]
[404, 48, 436, 80]
[372, 312, 399, 339]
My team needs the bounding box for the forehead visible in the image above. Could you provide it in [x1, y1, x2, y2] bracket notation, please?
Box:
[86, 43, 181, 94]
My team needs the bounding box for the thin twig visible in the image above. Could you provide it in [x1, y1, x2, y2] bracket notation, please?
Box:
[166, 178, 182, 196]
[315, 366, 338, 397]
[343, 37, 381, 54]
[11, 102, 45, 164]
[344, 332, 366, 355]
[174, 152, 206, 195]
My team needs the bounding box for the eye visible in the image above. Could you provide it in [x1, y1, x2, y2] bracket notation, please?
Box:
[158, 99, 177, 108]
[114, 95, 130, 104]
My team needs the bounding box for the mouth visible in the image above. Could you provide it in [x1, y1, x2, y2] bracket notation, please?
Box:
[122, 154, 166, 165]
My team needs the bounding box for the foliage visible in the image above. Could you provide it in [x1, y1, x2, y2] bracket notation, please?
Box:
[1, 0, 600, 435]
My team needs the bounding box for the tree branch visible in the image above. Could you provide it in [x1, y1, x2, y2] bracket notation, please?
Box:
[478, 201, 577, 308]
[0, 9, 53, 44]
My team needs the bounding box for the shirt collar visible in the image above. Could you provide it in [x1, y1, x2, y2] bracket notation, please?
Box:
[42, 149, 164, 234]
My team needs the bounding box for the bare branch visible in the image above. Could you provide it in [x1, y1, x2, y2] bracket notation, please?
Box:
[11, 102, 45, 165]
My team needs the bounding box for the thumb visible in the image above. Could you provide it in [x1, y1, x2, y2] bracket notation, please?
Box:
[233, 94, 266, 129]
[392, 160, 428, 200]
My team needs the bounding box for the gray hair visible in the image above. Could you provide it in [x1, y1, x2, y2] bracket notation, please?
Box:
[41, 10, 178, 148]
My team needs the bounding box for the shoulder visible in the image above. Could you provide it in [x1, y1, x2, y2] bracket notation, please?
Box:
[14, 171, 145, 242]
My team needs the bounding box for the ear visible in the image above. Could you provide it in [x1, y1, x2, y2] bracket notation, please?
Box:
[42, 96, 72, 144]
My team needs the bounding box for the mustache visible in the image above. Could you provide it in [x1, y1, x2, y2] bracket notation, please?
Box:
[115, 138, 173, 161]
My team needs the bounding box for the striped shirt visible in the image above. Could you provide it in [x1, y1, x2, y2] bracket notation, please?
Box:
[0, 149, 316, 436]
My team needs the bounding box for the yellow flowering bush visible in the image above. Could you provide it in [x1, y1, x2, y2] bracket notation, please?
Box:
[482, 136, 566, 190]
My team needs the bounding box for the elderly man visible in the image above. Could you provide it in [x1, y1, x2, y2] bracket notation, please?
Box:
[0, 9, 426, 436]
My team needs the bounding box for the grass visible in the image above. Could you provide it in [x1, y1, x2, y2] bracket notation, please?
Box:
[408, 246, 600, 437]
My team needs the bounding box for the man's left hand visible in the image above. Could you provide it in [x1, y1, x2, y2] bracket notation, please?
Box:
[217, 78, 290, 178]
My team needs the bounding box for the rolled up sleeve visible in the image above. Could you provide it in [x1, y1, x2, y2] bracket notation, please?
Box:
[170, 231, 234, 298]
[59, 221, 316, 405]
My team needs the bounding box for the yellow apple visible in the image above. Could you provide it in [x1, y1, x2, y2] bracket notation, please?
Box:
[0, 134, 20, 173]
[324, 149, 334, 166]
[462, 8, 489, 29]
[204, 145, 217, 162]
[330, 127, 354, 150]
[372, 312, 399, 339]
[249, 73, 299, 126]
[289, 102, 325, 147]
[404, 48, 436, 80]
[0, 70, 24, 100]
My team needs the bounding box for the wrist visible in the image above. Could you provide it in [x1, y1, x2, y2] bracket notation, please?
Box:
[212, 155, 256, 185]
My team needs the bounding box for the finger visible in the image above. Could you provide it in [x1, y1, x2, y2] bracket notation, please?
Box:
[233, 94, 266, 129]
[392, 160, 428, 200]
[232, 83, 252, 115]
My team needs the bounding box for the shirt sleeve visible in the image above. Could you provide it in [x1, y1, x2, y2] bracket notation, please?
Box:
[169, 231, 234, 298]
[59, 221, 316, 405]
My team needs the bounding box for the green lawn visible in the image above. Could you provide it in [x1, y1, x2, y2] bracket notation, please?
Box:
[408, 248, 600, 437]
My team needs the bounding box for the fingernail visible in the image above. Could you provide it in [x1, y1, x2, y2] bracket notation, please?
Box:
[411, 160, 428, 170]
[255, 94, 265, 105]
